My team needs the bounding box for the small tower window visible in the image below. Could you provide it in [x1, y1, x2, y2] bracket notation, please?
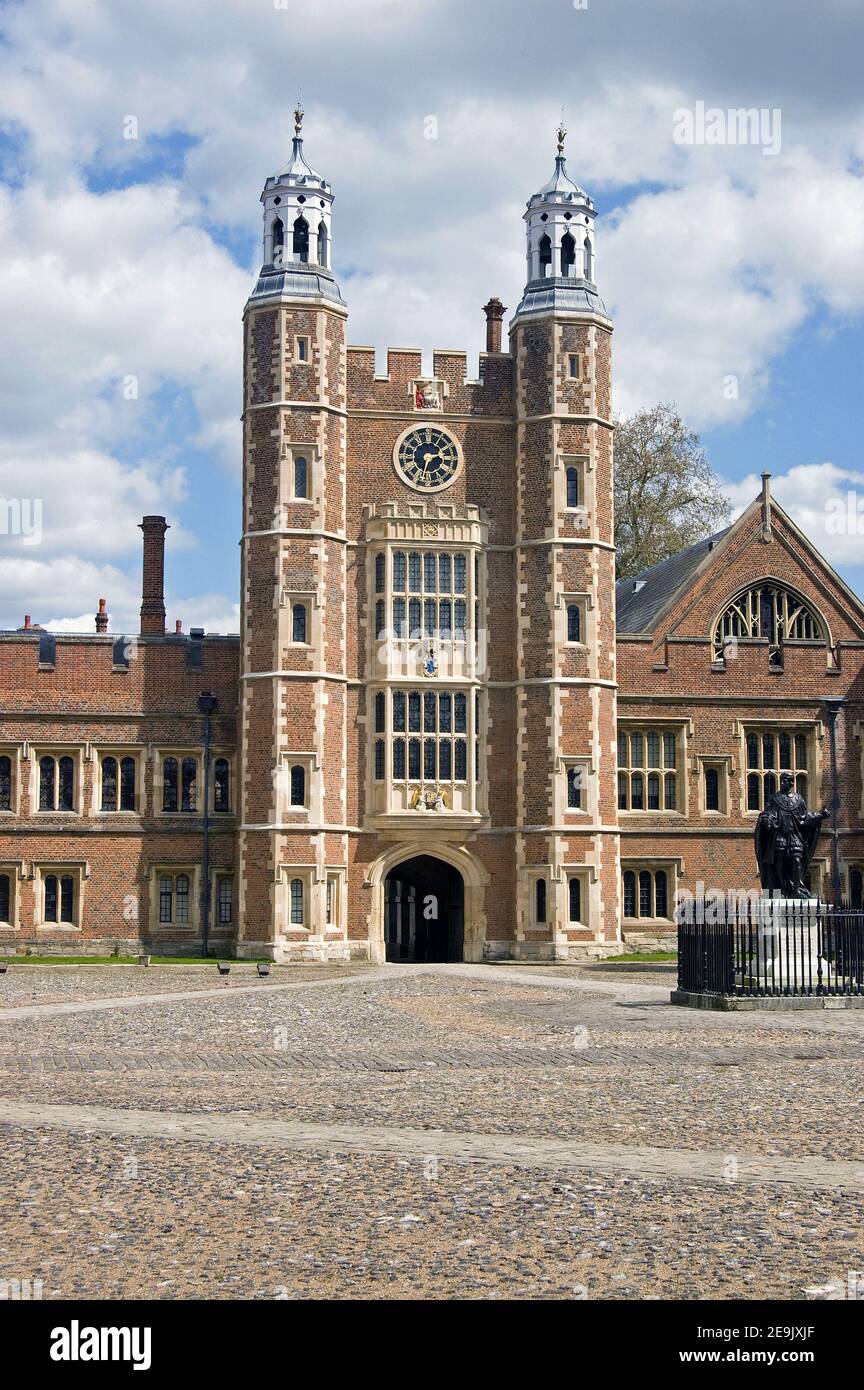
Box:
[317, 221, 328, 267]
[568, 877, 582, 924]
[291, 603, 307, 644]
[560, 231, 576, 276]
[290, 765, 306, 807]
[294, 455, 308, 498]
[538, 233, 552, 276]
[565, 465, 579, 507]
[535, 878, 547, 924]
[583, 235, 593, 280]
[293, 215, 309, 263]
[272, 217, 284, 266]
[567, 603, 581, 643]
[290, 878, 304, 925]
[567, 766, 582, 809]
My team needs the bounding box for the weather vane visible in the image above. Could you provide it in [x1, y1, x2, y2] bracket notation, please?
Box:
[294, 93, 304, 137]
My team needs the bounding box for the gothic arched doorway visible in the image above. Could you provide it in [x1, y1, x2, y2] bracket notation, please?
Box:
[384, 855, 464, 963]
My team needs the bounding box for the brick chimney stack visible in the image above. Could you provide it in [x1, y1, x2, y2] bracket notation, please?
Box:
[95, 598, 108, 633]
[482, 297, 506, 353]
[139, 516, 169, 636]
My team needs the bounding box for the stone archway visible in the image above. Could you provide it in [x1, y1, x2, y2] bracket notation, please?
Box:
[365, 841, 489, 964]
[384, 855, 464, 962]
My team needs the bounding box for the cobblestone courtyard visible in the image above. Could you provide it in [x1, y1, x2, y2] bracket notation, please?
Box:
[1, 962, 862, 1300]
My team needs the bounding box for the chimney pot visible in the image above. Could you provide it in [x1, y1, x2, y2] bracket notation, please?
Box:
[175, 619, 183, 634]
[139, 515, 169, 636]
[482, 297, 507, 354]
[95, 597, 109, 633]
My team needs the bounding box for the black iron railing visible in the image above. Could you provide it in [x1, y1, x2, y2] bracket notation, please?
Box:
[677, 899, 864, 997]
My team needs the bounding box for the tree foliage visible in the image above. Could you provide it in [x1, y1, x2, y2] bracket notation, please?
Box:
[613, 403, 731, 580]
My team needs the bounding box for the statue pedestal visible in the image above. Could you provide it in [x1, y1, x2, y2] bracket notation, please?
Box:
[748, 897, 826, 991]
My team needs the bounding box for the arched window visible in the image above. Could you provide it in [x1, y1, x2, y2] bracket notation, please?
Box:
[567, 604, 581, 643]
[0, 872, 9, 924]
[538, 233, 552, 275]
[566, 466, 579, 508]
[293, 215, 309, 262]
[567, 766, 582, 808]
[560, 231, 576, 276]
[583, 236, 593, 279]
[317, 221, 328, 267]
[175, 873, 190, 924]
[272, 217, 284, 265]
[213, 758, 230, 813]
[181, 757, 197, 813]
[294, 456, 308, 498]
[101, 756, 118, 811]
[713, 583, 824, 661]
[290, 878, 304, 924]
[290, 765, 305, 807]
[623, 870, 636, 918]
[705, 766, 719, 811]
[568, 877, 582, 923]
[535, 878, 546, 923]
[162, 756, 178, 812]
[120, 756, 136, 811]
[0, 754, 11, 811]
[292, 602, 307, 644]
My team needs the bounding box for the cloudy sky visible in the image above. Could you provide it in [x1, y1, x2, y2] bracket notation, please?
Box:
[1, 0, 863, 634]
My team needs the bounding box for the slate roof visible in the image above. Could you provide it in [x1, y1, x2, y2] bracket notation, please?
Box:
[615, 527, 732, 635]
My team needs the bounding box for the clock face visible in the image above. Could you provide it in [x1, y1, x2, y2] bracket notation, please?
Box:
[394, 426, 460, 492]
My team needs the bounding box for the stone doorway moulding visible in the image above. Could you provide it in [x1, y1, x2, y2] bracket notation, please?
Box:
[365, 840, 489, 964]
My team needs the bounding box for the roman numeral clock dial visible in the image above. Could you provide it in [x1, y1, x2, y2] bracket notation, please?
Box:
[393, 426, 462, 492]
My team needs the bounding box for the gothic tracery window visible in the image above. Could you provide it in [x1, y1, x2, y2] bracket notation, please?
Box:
[713, 583, 824, 661]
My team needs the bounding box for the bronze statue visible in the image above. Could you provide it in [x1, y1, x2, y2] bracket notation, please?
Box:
[754, 772, 828, 898]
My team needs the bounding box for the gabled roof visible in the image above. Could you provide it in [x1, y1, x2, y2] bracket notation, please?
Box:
[615, 527, 732, 634]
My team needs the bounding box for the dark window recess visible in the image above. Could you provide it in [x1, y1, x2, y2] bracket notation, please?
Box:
[112, 636, 130, 669]
[163, 757, 178, 813]
[181, 757, 197, 812]
[102, 756, 118, 811]
[39, 632, 56, 666]
[186, 630, 204, 669]
[568, 877, 581, 923]
[0, 873, 10, 922]
[290, 765, 305, 806]
[213, 758, 230, 813]
[0, 755, 11, 811]
[535, 878, 547, 923]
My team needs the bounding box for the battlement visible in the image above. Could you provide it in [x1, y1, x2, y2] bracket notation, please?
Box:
[346, 344, 514, 416]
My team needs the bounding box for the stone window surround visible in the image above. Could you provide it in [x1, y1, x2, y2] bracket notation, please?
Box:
[32, 860, 89, 931]
[275, 863, 316, 933]
[277, 441, 320, 521]
[621, 859, 679, 925]
[155, 748, 234, 818]
[280, 586, 322, 654]
[518, 864, 597, 937]
[149, 864, 200, 932]
[0, 860, 23, 929]
[733, 718, 822, 818]
[554, 452, 592, 531]
[557, 589, 590, 649]
[93, 747, 143, 815]
[692, 752, 733, 817]
[0, 744, 23, 816]
[276, 751, 321, 821]
[556, 755, 592, 820]
[30, 745, 84, 816]
[617, 719, 691, 818]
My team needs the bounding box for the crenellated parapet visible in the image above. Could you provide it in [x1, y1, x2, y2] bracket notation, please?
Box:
[346, 345, 514, 417]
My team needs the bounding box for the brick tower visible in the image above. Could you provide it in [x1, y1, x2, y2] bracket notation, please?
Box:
[237, 103, 350, 961]
[507, 122, 621, 951]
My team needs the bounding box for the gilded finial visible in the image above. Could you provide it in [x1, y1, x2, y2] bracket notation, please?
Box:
[556, 113, 566, 157]
[294, 94, 304, 137]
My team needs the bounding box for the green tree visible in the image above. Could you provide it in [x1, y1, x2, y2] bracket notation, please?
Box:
[614, 403, 731, 579]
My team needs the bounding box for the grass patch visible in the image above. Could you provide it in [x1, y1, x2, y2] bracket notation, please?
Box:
[603, 951, 677, 963]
